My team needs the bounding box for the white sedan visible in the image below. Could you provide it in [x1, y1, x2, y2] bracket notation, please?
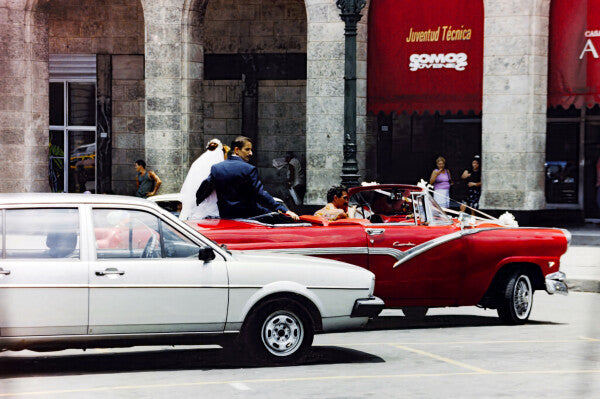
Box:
[0, 194, 383, 363]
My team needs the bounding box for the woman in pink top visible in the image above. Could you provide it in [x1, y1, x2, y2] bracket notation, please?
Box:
[429, 156, 452, 208]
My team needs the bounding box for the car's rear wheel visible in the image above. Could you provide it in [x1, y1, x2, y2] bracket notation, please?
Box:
[242, 299, 314, 363]
[401, 306, 428, 320]
[497, 271, 533, 324]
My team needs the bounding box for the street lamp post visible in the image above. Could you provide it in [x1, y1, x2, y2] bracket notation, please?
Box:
[336, 0, 366, 188]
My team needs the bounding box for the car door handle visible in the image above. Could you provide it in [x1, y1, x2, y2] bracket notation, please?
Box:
[95, 268, 125, 276]
[393, 242, 415, 247]
[366, 228, 385, 236]
[0, 268, 10, 275]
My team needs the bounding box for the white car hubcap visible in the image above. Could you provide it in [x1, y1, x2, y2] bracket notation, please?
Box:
[261, 311, 304, 356]
[513, 275, 532, 319]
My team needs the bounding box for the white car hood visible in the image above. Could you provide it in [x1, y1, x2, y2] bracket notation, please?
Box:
[226, 250, 375, 289]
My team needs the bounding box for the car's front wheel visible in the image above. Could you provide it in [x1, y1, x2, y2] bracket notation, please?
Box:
[497, 271, 533, 324]
[242, 299, 314, 363]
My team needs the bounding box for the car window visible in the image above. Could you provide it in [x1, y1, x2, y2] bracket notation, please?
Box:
[93, 208, 199, 259]
[3, 208, 80, 259]
[161, 220, 201, 258]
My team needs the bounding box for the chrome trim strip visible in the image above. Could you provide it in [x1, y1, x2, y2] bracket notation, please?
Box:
[0, 285, 89, 288]
[308, 286, 370, 290]
[393, 232, 464, 268]
[0, 330, 231, 345]
[260, 247, 369, 256]
[391, 227, 540, 268]
[90, 285, 230, 288]
[368, 247, 407, 261]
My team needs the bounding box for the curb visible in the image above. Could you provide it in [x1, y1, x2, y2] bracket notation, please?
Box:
[571, 235, 600, 246]
[565, 279, 600, 293]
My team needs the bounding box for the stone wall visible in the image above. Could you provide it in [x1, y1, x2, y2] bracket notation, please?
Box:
[143, 0, 186, 194]
[0, 1, 48, 192]
[257, 80, 306, 197]
[48, 0, 144, 55]
[111, 55, 145, 195]
[481, 0, 549, 210]
[200, 0, 307, 198]
[201, 79, 242, 151]
[47, 0, 144, 195]
[304, 0, 368, 204]
[204, 0, 306, 54]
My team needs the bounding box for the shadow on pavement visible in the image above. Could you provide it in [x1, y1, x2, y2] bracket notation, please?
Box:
[366, 314, 564, 331]
[0, 346, 383, 378]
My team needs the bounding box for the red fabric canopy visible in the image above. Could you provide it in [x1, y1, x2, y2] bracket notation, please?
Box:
[548, 0, 600, 109]
[367, 0, 484, 115]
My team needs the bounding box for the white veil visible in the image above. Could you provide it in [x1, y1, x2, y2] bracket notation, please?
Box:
[179, 139, 225, 220]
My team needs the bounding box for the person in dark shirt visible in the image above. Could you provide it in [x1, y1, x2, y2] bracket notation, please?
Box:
[134, 159, 161, 198]
[460, 155, 481, 214]
[196, 136, 299, 220]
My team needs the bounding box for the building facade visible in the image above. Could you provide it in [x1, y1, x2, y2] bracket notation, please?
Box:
[0, 0, 598, 219]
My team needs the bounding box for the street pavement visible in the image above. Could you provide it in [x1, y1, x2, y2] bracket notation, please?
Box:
[1, 293, 597, 398]
[560, 224, 600, 293]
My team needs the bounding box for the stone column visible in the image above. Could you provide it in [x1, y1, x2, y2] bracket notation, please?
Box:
[0, 2, 48, 193]
[182, 0, 207, 173]
[305, 0, 368, 204]
[143, 0, 185, 193]
[481, 0, 550, 210]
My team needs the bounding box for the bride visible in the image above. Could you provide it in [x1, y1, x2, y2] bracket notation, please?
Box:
[179, 138, 227, 220]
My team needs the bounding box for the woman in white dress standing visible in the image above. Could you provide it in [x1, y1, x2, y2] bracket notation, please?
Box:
[179, 139, 227, 220]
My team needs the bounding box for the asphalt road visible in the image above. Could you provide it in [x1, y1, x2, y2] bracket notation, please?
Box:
[1, 292, 598, 398]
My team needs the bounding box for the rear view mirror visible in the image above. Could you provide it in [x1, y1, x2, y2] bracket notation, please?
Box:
[198, 247, 216, 262]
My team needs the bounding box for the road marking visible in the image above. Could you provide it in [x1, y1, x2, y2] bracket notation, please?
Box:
[1, 370, 599, 397]
[580, 336, 600, 342]
[229, 382, 251, 391]
[392, 344, 492, 373]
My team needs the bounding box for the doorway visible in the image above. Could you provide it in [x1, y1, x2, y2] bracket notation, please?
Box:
[585, 121, 600, 219]
[49, 81, 97, 193]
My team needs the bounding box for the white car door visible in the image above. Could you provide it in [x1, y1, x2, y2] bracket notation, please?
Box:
[88, 207, 228, 335]
[0, 207, 88, 336]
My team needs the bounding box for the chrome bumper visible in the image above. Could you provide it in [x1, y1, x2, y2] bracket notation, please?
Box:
[350, 296, 385, 318]
[545, 271, 568, 295]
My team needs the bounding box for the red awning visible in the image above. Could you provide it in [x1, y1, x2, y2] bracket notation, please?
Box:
[548, 0, 600, 109]
[367, 0, 484, 115]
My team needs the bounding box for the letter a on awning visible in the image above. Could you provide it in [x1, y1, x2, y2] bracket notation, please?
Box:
[548, 0, 600, 109]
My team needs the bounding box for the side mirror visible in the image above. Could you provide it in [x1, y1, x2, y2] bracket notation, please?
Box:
[198, 247, 216, 262]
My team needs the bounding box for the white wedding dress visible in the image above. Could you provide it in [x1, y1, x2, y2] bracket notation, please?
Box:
[179, 141, 225, 220]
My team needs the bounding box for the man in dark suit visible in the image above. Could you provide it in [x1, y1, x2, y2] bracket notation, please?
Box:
[196, 136, 299, 220]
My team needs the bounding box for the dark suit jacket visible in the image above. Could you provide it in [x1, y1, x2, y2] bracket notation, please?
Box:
[196, 156, 287, 219]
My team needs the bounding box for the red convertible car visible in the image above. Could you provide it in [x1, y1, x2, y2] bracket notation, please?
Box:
[184, 184, 570, 324]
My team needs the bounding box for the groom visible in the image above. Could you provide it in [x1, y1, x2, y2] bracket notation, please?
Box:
[196, 136, 299, 220]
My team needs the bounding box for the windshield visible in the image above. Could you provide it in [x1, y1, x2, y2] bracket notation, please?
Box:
[349, 187, 417, 224]
[425, 193, 453, 225]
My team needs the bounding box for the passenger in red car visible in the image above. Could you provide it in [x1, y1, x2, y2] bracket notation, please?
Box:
[314, 186, 353, 221]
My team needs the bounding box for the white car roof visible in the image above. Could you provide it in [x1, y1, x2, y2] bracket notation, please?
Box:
[0, 193, 156, 207]
[147, 193, 182, 202]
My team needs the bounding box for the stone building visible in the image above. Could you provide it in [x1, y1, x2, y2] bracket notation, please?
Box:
[0, 0, 598, 220]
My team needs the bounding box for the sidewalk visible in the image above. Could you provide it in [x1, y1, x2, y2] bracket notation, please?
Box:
[558, 224, 600, 293]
